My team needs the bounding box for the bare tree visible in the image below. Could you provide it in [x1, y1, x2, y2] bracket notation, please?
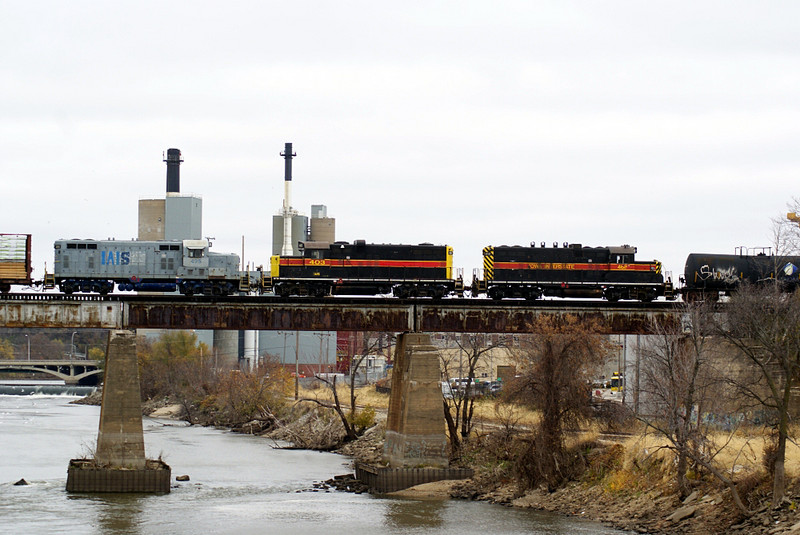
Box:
[347, 332, 393, 414]
[506, 315, 610, 490]
[300, 332, 389, 443]
[637, 302, 750, 512]
[439, 333, 504, 455]
[772, 198, 800, 256]
[717, 282, 800, 504]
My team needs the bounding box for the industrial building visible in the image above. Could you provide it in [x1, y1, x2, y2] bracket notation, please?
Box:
[135, 145, 342, 374]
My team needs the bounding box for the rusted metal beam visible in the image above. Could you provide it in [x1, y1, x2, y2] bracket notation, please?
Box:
[124, 301, 415, 332]
[0, 295, 680, 334]
[415, 303, 679, 334]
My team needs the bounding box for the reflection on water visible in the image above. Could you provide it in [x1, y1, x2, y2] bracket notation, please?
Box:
[385, 498, 445, 529]
[0, 396, 628, 535]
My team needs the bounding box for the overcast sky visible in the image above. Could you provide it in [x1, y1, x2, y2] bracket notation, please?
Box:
[3, 1, 800, 286]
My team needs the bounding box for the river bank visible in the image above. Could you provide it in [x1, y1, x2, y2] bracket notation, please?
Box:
[74, 393, 800, 534]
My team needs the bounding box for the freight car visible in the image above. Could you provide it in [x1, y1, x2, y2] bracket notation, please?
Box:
[0, 234, 33, 293]
[267, 240, 462, 298]
[681, 248, 800, 301]
[53, 238, 241, 296]
[472, 243, 674, 302]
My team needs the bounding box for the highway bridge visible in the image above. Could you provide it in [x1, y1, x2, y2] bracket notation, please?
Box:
[0, 293, 681, 333]
[0, 359, 102, 385]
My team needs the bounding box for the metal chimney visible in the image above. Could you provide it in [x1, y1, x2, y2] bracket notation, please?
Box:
[164, 148, 183, 194]
[280, 143, 296, 256]
[282, 143, 295, 181]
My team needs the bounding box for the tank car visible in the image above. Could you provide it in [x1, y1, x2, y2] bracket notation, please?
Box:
[0, 234, 33, 293]
[472, 243, 674, 302]
[53, 238, 241, 296]
[682, 248, 800, 300]
[267, 240, 461, 298]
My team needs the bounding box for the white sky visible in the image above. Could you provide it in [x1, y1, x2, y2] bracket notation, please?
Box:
[2, 1, 800, 284]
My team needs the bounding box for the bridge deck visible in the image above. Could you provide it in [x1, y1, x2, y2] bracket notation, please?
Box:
[0, 294, 680, 333]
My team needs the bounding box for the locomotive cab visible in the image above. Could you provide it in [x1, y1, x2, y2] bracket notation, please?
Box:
[182, 240, 209, 268]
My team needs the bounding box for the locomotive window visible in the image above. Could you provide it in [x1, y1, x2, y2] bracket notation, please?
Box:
[67, 243, 77, 249]
[88, 244, 97, 250]
[170, 245, 179, 251]
[159, 245, 170, 251]
[77, 244, 87, 249]
[187, 248, 204, 258]
[310, 251, 323, 259]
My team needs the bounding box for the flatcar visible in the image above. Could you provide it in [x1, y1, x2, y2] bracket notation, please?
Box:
[267, 240, 462, 298]
[0, 234, 33, 293]
[682, 248, 800, 300]
[472, 243, 674, 302]
[53, 238, 241, 296]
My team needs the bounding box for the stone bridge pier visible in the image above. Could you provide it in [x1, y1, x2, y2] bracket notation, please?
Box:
[383, 333, 449, 468]
[66, 330, 170, 493]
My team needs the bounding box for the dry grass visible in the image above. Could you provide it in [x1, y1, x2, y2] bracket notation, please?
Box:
[612, 424, 800, 482]
[297, 383, 390, 410]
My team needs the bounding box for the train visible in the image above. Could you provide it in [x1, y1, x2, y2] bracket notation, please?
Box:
[53, 238, 242, 296]
[474, 243, 672, 302]
[681, 247, 800, 301]
[0, 234, 33, 293]
[2, 234, 799, 302]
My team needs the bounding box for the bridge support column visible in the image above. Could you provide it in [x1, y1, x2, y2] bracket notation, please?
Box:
[95, 330, 146, 468]
[383, 333, 448, 468]
[67, 330, 170, 493]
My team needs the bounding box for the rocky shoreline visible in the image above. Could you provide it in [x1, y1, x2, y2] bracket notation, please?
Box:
[75, 394, 800, 534]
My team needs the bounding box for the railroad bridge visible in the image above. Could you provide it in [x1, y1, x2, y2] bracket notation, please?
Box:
[0, 294, 678, 333]
[0, 294, 682, 492]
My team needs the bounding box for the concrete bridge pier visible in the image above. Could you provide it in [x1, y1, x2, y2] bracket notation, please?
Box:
[95, 330, 146, 468]
[383, 333, 449, 468]
[66, 330, 170, 493]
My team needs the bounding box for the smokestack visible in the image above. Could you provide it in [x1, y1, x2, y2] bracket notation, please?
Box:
[280, 143, 296, 256]
[164, 148, 183, 194]
[282, 142, 295, 181]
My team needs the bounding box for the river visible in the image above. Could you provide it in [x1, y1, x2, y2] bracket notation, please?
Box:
[0, 395, 629, 534]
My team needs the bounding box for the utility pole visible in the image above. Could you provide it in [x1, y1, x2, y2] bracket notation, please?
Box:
[294, 331, 300, 400]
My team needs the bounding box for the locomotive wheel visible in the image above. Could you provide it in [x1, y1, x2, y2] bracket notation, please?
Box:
[525, 288, 542, 300]
[488, 287, 504, 300]
[604, 289, 620, 302]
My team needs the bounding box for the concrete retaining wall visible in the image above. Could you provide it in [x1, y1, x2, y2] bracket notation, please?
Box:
[66, 459, 171, 493]
[355, 462, 472, 493]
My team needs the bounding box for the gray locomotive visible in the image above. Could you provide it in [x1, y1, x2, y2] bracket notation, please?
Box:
[53, 238, 242, 296]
